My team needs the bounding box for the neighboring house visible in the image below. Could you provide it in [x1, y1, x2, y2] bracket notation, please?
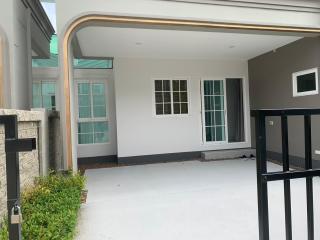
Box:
[2, 0, 320, 171]
[0, 0, 54, 109]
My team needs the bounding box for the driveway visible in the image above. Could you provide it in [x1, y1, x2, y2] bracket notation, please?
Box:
[76, 159, 320, 240]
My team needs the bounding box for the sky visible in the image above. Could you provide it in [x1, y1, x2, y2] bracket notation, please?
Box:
[41, 2, 57, 32]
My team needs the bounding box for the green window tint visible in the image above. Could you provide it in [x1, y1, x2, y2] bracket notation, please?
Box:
[92, 83, 105, 95]
[43, 96, 54, 109]
[79, 107, 91, 119]
[94, 122, 109, 143]
[78, 121, 109, 144]
[32, 96, 42, 108]
[33, 83, 41, 95]
[93, 106, 106, 118]
[92, 83, 107, 118]
[32, 82, 56, 110]
[203, 80, 226, 142]
[78, 121, 94, 144]
[42, 83, 55, 95]
[32, 83, 42, 108]
[78, 122, 93, 134]
[93, 95, 106, 106]
[74, 59, 113, 69]
[78, 83, 91, 94]
[78, 83, 91, 119]
[77, 81, 109, 144]
[79, 95, 91, 106]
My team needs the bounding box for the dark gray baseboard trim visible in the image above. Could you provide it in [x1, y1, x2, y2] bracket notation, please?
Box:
[267, 151, 320, 168]
[118, 151, 202, 165]
[78, 155, 118, 165]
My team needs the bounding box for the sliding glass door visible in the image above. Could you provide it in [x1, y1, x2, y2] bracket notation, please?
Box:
[202, 79, 227, 143]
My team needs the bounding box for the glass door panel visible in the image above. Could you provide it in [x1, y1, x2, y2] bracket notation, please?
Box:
[203, 80, 227, 142]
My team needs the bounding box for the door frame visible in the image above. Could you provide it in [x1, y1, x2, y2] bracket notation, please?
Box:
[201, 78, 228, 144]
[201, 77, 249, 146]
[74, 72, 117, 158]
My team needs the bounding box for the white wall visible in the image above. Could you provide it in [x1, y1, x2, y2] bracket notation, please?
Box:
[0, 0, 31, 109]
[0, 1, 13, 108]
[12, 0, 31, 109]
[114, 58, 250, 157]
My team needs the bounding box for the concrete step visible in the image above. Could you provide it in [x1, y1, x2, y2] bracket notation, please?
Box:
[201, 148, 256, 161]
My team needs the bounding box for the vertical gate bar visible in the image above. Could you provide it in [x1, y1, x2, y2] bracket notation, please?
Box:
[255, 111, 269, 240]
[281, 115, 292, 240]
[3, 115, 21, 239]
[304, 115, 314, 240]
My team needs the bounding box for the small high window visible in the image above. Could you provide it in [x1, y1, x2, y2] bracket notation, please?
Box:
[292, 68, 318, 97]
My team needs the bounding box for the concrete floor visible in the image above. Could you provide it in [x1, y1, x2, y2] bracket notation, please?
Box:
[76, 159, 320, 240]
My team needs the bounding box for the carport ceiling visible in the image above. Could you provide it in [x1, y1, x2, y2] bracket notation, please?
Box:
[76, 26, 302, 60]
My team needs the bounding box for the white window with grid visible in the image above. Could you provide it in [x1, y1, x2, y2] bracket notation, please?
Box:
[154, 79, 189, 115]
[76, 80, 109, 145]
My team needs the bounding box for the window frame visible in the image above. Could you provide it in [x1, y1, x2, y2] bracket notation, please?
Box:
[75, 79, 110, 145]
[292, 68, 319, 97]
[152, 77, 190, 117]
[32, 80, 57, 110]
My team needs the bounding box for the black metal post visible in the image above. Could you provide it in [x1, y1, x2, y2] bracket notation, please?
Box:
[281, 115, 292, 240]
[0, 115, 20, 240]
[304, 115, 314, 240]
[255, 111, 269, 240]
[252, 108, 320, 240]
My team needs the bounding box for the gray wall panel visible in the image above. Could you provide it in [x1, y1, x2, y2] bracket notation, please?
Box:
[249, 37, 320, 161]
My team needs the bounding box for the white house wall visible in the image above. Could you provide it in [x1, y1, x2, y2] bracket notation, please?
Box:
[0, 1, 13, 108]
[54, 0, 320, 165]
[0, 0, 31, 109]
[12, 0, 30, 110]
[114, 58, 250, 158]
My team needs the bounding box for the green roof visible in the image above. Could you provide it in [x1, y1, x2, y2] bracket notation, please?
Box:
[32, 35, 113, 69]
[50, 35, 58, 55]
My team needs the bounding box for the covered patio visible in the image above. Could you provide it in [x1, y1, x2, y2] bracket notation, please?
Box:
[76, 159, 320, 240]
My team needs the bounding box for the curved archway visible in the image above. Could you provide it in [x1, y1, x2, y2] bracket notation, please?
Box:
[61, 14, 320, 169]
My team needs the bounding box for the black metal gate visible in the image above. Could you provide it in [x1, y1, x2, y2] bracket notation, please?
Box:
[251, 108, 320, 240]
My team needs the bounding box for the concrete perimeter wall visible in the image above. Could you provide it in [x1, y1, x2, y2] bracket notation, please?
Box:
[0, 109, 47, 220]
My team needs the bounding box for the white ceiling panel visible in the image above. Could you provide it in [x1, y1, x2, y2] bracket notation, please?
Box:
[76, 26, 302, 60]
